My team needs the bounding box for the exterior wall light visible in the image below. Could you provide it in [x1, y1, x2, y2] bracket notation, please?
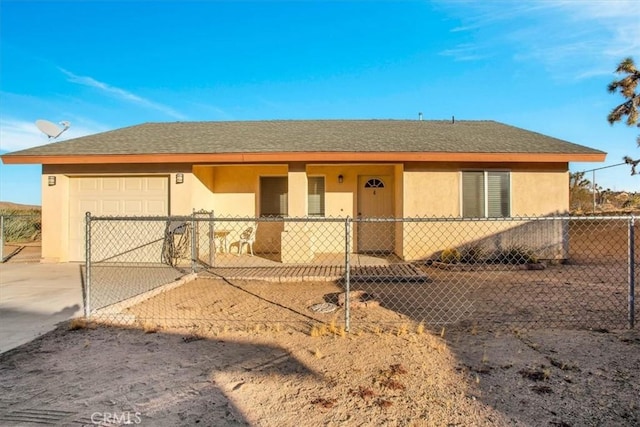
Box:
[176, 173, 184, 184]
[338, 174, 344, 184]
[48, 176, 56, 186]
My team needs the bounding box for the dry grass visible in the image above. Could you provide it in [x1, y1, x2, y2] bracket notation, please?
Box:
[395, 323, 409, 336]
[68, 318, 95, 331]
[309, 324, 326, 337]
[309, 318, 346, 338]
[141, 322, 160, 334]
[181, 332, 204, 343]
[0, 208, 41, 242]
[348, 386, 376, 400]
[518, 366, 551, 381]
[380, 378, 406, 391]
[310, 397, 337, 409]
[375, 399, 393, 409]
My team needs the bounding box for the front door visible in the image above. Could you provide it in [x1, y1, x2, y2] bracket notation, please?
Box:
[357, 175, 394, 253]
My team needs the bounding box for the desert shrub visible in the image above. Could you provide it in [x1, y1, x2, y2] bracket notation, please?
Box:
[496, 245, 538, 264]
[622, 195, 640, 209]
[0, 210, 41, 242]
[459, 243, 486, 264]
[440, 247, 461, 264]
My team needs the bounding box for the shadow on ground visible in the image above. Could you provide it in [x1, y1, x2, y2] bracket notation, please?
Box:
[445, 328, 640, 427]
[0, 305, 81, 353]
[0, 323, 319, 426]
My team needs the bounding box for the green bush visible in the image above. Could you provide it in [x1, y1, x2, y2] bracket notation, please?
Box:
[440, 247, 461, 264]
[459, 243, 486, 264]
[496, 245, 538, 265]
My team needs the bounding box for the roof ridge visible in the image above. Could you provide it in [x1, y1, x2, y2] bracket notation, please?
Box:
[141, 119, 499, 125]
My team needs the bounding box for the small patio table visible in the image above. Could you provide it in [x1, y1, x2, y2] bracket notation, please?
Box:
[214, 230, 231, 253]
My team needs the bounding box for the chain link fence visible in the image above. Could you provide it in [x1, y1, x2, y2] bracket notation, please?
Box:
[0, 213, 41, 263]
[85, 213, 638, 333]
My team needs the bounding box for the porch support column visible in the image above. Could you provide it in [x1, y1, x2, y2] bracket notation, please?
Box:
[287, 163, 307, 217]
[282, 162, 313, 263]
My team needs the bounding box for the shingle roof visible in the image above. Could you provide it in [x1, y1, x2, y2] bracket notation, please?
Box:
[4, 120, 604, 157]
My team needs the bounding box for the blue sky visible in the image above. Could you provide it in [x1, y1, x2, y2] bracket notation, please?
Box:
[1, 0, 639, 205]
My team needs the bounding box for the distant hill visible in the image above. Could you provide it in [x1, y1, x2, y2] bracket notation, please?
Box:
[0, 201, 41, 211]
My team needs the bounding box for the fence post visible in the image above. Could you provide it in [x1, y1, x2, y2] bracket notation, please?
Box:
[0, 215, 4, 262]
[85, 212, 92, 318]
[209, 211, 215, 266]
[344, 217, 351, 332]
[629, 215, 635, 329]
[191, 211, 197, 273]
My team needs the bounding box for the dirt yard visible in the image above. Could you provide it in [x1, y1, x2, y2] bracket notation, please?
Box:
[1, 216, 637, 425]
[0, 319, 638, 426]
[117, 268, 633, 335]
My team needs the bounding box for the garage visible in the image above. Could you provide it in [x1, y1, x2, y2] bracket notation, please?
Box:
[69, 176, 169, 261]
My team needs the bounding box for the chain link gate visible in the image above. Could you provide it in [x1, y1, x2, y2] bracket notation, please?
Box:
[84, 213, 637, 332]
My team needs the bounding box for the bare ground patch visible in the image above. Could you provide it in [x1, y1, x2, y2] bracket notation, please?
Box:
[0, 323, 509, 426]
[0, 321, 638, 426]
[117, 264, 633, 333]
[71, 271, 635, 426]
[449, 328, 640, 426]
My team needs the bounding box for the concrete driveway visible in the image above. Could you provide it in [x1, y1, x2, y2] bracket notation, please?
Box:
[0, 263, 84, 353]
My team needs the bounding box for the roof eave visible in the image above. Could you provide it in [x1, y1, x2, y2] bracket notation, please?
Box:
[0, 151, 607, 165]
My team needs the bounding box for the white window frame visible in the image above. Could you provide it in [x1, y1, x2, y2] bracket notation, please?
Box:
[460, 170, 511, 218]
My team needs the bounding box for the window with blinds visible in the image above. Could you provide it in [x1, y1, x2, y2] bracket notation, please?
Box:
[487, 171, 510, 217]
[260, 177, 288, 217]
[462, 171, 510, 218]
[308, 176, 325, 216]
[462, 171, 485, 217]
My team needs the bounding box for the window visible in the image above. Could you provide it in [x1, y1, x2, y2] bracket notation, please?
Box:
[462, 171, 510, 218]
[308, 176, 325, 216]
[364, 178, 385, 188]
[260, 177, 288, 217]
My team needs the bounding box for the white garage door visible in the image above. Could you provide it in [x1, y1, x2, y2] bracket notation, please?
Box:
[69, 176, 169, 261]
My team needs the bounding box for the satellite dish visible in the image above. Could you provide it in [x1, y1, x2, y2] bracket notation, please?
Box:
[35, 119, 71, 139]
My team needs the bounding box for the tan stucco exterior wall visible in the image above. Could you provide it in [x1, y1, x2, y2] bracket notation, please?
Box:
[394, 164, 405, 257]
[170, 172, 194, 215]
[38, 161, 571, 262]
[399, 162, 570, 261]
[191, 166, 216, 212]
[403, 169, 460, 217]
[511, 166, 569, 216]
[41, 164, 192, 262]
[41, 173, 69, 262]
[277, 164, 401, 260]
[195, 165, 287, 257]
[400, 162, 569, 217]
[287, 163, 308, 217]
[401, 219, 567, 261]
[204, 165, 288, 217]
[306, 165, 352, 217]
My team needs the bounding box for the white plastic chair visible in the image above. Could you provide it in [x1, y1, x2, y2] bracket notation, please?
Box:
[237, 224, 257, 256]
